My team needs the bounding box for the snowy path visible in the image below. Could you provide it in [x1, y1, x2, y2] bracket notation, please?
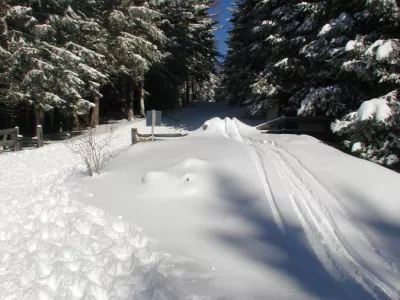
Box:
[1, 103, 399, 299]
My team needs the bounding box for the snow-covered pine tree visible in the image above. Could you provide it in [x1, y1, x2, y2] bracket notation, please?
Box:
[330, 1, 400, 167]
[0, 1, 13, 123]
[3, 0, 108, 130]
[188, 0, 219, 103]
[107, 0, 166, 119]
[332, 90, 399, 168]
[293, 0, 399, 119]
[151, 0, 218, 107]
[248, 1, 313, 116]
[219, 0, 259, 108]
[220, 1, 323, 116]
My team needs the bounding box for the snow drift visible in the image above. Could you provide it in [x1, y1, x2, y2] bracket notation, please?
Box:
[194, 117, 258, 142]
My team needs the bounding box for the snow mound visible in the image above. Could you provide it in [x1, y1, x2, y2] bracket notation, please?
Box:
[141, 158, 210, 198]
[196, 117, 257, 141]
[357, 98, 392, 121]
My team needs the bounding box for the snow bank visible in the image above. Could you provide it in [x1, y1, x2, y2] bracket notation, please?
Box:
[0, 122, 196, 300]
[78, 118, 400, 299]
[77, 134, 319, 300]
[194, 117, 258, 142]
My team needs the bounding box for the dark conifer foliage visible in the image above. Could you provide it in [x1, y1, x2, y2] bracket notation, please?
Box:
[219, 0, 399, 166]
[0, 0, 219, 132]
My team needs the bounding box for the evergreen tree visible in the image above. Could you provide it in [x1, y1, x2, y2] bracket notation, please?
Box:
[219, 0, 258, 107]
[146, 0, 218, 108]
[2, 0, 108, 130]
[0, 0, 219, 132]
[106, 0, 165, 119]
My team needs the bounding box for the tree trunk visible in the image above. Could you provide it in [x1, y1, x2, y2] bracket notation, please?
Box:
[91, 94, 100, 127]
[184, 80, 190, 107]
[49, 109, 54, 132]
[191, 77, 196, 102]
[33, 106, 39, 136]
[138, 81, 145, 117]
[72, 113, 79, 130]
[127, 76, 134, 121]
[10, 107, 15, 127]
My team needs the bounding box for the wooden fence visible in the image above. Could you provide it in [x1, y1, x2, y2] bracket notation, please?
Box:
[256, 116, 337, 142]
[131, 128, 188, 145]
[0, 125, 44, 151]
[0, 127, 22, 151]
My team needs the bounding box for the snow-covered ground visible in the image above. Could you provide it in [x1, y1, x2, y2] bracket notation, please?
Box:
[1, 103, 399, 299]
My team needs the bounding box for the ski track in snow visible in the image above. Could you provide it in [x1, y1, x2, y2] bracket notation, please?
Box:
[2, 112, 399, 300]
[218, 118, 399, 300]
[246, 146, 286, 236]
[266, 141, 400, 277]
[252, 140, 399, 300]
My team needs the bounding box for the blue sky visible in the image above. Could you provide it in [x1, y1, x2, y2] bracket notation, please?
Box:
[210, 0, 232, 57]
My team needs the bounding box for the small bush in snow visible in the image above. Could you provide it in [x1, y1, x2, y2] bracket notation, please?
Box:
[67, 127, 116, 176]
[332, 90, 399, 168]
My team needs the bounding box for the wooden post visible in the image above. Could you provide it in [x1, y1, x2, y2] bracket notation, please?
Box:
[151, 110, 155, 141]
[91, 94, 100, 128]
[131, 128, 138, 145]
[15, 126, 22, 151]
[10, 128, 17, 151]
[37, 125, 44, 147]
[127, 76, 134, 121]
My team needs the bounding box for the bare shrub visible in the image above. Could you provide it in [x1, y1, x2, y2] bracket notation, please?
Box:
[67, 126, 116, 176]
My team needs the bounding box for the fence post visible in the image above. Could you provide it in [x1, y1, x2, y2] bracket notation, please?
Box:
[15, 126, 22, 150]
[37, 125, 44, 147]
[131, 128, 138, 145]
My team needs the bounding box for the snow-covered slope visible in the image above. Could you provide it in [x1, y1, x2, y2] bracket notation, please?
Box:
[1, 103, 399, 299]
[78, 115, 399, 299]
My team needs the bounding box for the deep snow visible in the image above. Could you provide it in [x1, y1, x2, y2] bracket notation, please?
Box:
[1, 103, 399, 300]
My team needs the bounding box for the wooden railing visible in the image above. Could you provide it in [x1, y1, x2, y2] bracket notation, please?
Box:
[0, 127, 22, 151]
[256, 116, 334, 130]
[256, 116, 337, 142]
[1, 125, 44, 151]
[131, 128, 188, 144]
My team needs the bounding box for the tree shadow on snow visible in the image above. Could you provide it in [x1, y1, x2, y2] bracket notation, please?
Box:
[340, 187, 400, 268]
[209, 171, 375, 300]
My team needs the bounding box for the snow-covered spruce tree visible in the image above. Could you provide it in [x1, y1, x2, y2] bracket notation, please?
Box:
[325, 1, 400, 167]
[155, 0, 218, 107]
[219, 0, 258, 108]
[106, 0, 166, 119]
[292, 0, 400, 119]
[332, 90, 399, 168]
[197, 72, 220, 102]
[3, 1, 108, 130]
[220, 1, 327, 117]
[248, 1, 319, 116]
[0, 1, 13, 125]
[188, 1, 219, 103]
